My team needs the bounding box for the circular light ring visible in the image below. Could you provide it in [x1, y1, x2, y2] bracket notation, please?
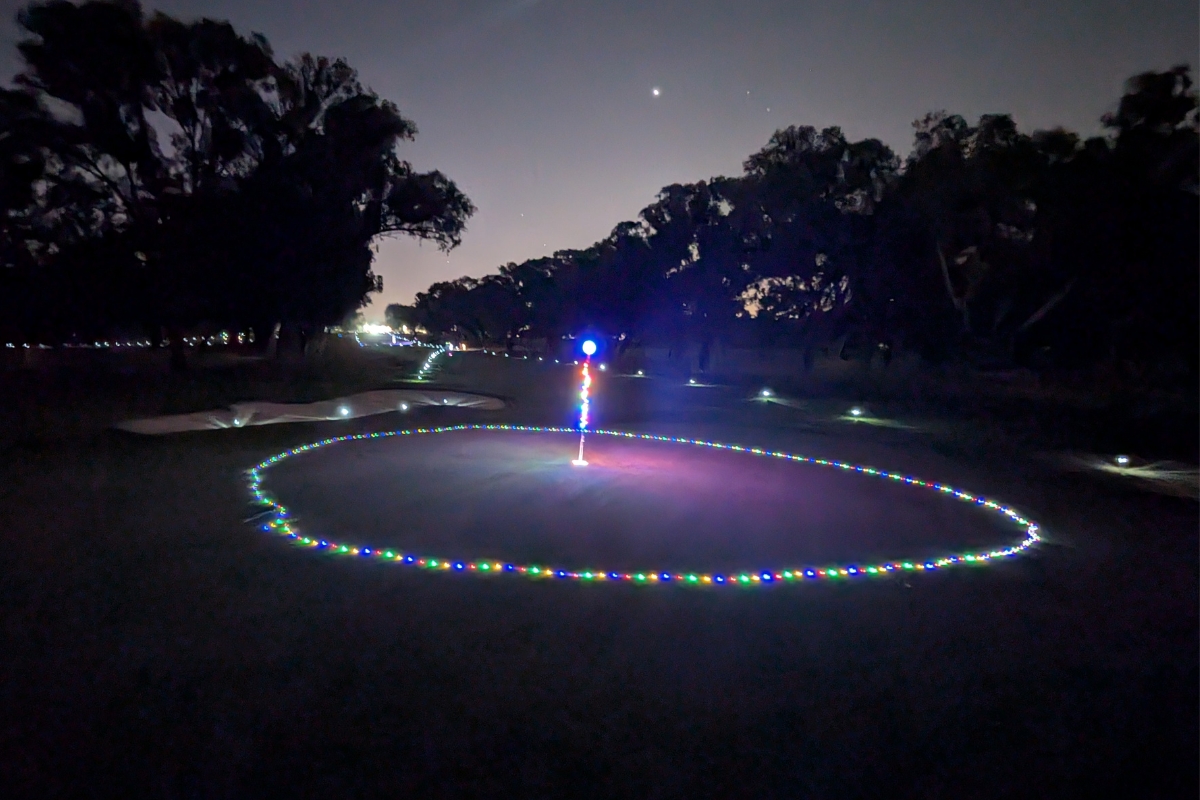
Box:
[246, 425, 1041, 587]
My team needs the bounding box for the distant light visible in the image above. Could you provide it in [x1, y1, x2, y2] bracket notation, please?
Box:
[338, 406, 350, 416]
[399, 403, 409, 411]
[637, 370, 644, 376]
[359, 323, 391, 335]
[599, 363, 607, 371]
[849, 407, 863, 417]
[760, 388, 772, 397]
[652, 87, 661, 97]
[688, 378, 696, 385]
[582, 340, 597, 356]
[1115, 455, 1130, 466]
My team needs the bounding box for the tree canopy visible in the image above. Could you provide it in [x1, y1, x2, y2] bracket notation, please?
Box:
[401, 67, 1197, 383]
[1, 0, 474, 342]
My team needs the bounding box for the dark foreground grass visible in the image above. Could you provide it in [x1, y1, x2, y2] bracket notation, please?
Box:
[1, 353, 1195, 798]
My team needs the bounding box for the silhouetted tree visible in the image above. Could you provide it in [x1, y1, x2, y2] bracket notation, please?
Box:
[0, 0, 474, 353]
[408, 68, 1195, 385]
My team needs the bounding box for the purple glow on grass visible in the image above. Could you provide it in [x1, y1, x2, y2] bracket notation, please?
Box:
[247, 425, 1042, 588]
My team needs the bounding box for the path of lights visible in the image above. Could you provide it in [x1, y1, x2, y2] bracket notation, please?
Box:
[415, 346, 447, 380]
[246, 426, 1041, 588]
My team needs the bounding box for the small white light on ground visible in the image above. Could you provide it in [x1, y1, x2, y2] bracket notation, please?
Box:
[689, 378, 696, 385]
[399, 403, 409, 411]
[637, 370, 644, 376]
[339, 406, 350, 416]
[599, 364, 607, 371]
[760, 388, 772, 397]
[1115, 455, 1130, 466]
[849, 407, 863, 417]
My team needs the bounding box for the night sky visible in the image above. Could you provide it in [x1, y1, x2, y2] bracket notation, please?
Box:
[2, 0, 1195, 318]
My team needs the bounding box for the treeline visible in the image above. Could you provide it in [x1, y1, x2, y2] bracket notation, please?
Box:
[393, 67, 1197, 383]
[0, 0, 473, 347]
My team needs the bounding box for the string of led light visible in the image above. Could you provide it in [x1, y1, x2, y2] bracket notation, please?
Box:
[573, 340, 596, 465]
[246, 425, 1041, 586]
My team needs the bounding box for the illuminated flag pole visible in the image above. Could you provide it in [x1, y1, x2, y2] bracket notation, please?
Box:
[572, 340, 597, 466]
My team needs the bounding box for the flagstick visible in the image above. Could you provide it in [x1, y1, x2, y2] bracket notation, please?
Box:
[572, 341, 596, 466]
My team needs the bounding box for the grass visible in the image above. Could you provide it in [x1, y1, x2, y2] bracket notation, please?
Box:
[0, 339, 425, 446]
[0, 347, 1195, 797]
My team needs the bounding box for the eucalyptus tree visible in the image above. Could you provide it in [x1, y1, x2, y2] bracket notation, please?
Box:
[3, 0, 474, 348]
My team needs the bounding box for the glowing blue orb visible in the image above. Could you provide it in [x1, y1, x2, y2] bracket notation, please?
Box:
[581, 340, 597, 356]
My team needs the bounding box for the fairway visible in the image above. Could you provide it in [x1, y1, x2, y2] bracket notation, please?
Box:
[2, 356, 1194, 797]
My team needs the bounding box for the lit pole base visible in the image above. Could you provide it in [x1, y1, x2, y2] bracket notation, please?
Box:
[571, 459, 589, 467]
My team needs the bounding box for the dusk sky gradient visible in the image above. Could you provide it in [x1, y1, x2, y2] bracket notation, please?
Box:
[2, 0, 1195, 318]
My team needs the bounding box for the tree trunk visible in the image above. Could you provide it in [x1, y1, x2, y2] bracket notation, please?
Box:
[167, 326, 187, 372]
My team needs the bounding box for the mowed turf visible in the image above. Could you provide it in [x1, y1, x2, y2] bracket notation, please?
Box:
[1, 355, 1195, 798]
[265, 429, 1020, 573]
